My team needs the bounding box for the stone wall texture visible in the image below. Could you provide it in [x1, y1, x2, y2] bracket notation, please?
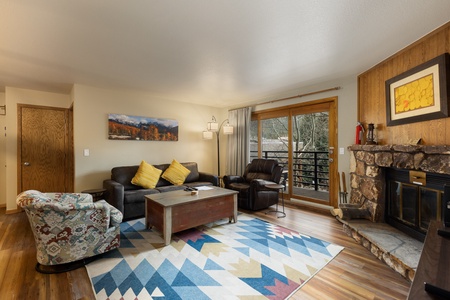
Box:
[348, 145, 450, 222]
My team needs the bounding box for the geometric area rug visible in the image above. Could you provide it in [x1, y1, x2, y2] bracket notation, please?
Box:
[85, 214, 344, 300]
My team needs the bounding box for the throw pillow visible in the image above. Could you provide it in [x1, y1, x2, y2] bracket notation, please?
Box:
[162, 159, 191, 185]
[131, 160, 162, 189]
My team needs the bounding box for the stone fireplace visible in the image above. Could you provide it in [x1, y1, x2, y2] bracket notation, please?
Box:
[337, 144, 450, 280]
[346, 144, 450, 225]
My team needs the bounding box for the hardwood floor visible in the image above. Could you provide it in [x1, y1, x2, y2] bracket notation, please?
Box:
[0, 205, 411, 299]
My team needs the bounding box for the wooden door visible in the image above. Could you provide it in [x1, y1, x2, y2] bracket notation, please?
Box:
[18, 105, 73, 193]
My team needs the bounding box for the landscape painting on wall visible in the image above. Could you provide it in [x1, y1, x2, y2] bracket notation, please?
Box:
[108, 114, 178, 141]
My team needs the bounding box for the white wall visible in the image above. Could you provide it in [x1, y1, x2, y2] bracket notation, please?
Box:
[0, 92, 5, 207]
[1, 85, 227, 212]
[2, 79, 357, 211]
[251, 75, 358, 192]
[4, 87, 72, 211]
[72, 84, 222, 192]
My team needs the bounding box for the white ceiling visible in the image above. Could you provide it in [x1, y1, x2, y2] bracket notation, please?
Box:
[0, 1, 449, 108]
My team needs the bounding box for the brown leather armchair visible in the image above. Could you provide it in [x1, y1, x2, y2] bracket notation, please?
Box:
[223, 159, 283, 211]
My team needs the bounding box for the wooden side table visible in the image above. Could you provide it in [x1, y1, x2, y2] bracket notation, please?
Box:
[81, 188, 106, 202]
[265, 183, 286, 218]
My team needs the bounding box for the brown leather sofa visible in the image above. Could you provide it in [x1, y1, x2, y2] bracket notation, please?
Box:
[223, 159, 283, 211]
[103, 162, 218, 220]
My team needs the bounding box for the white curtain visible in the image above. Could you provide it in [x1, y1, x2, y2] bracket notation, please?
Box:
[226, 107, 251, 175]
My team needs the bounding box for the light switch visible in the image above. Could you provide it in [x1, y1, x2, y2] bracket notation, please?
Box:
[83, 149, 90, 156]
[339, 147, 345, 155]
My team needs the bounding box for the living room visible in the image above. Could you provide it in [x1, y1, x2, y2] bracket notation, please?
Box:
[1, 1, 450, 299]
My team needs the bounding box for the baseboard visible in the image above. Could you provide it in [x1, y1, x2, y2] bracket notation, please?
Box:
[0, 203, 6, 208]
[6, 207, 22, 214]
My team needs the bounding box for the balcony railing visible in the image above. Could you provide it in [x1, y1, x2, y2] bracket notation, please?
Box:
[250, 150, 329, 192]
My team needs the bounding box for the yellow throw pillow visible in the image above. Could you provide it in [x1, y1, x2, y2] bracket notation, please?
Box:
[131, 160, 162, 189]
[162, 159, 191, 185]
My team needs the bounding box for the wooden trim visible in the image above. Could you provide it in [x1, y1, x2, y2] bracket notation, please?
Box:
[253, 97, 338, 117]
[67, 106, 74, 192]
[6, 207, 22, 214]
[257, 87, 341, 106]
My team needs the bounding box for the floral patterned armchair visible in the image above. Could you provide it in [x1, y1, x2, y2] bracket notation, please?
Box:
[16, 190, 123, 273]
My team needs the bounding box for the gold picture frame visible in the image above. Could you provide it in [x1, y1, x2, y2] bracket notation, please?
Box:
[385, 53, 450, 126]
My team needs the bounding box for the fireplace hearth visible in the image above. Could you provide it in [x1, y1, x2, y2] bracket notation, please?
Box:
[336, 144, 449, 280]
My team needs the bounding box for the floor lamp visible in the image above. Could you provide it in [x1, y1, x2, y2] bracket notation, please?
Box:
[202, 116, 233, 176]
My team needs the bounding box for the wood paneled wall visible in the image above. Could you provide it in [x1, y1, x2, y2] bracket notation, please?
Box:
[358, 21, 450, 145]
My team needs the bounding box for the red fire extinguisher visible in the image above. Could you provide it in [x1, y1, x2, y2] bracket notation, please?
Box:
[355, 122, 364, 144]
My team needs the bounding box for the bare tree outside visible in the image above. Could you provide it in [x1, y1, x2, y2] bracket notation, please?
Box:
[250, 112, 329, 193]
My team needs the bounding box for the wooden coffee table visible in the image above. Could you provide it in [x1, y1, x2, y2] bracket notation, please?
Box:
[145, 186, 238, 245]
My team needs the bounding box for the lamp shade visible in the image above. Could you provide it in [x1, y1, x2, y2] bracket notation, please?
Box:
[207, 121, 219, 131]
[222, 123, 233, 134]
[202, 131, 213, 139]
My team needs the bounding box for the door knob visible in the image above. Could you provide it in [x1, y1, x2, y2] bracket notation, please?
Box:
[23, 162, 30, 166]
[329, 158, 334, 163]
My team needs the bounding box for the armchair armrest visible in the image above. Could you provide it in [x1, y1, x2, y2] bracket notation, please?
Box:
[94, 200, 123, 227]
[250, 179, 277, 191]
[73, 201, 123, 229]
[223, 175, 245, 187]
[25, 200, 122, 233]
[198, 172, 219, 186]
[103, 179, 124, 213]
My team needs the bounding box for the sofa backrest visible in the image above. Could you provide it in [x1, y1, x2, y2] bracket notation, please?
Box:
[111, 165, 141, 190]
[179, 162, 200, 183]
[111, 162, 200, 190]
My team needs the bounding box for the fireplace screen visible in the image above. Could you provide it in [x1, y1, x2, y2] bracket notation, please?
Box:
[389, 182, 442, 232]
[386, 169, 449, 241]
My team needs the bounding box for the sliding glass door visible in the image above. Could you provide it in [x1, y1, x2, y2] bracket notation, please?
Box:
[251, 98, 337, 207]
[291, 102, 334, 205]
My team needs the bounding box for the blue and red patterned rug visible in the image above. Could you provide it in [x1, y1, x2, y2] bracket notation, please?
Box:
[86, 214, 343, 299]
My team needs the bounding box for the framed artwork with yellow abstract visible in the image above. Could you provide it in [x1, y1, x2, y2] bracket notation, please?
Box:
[385, 53, 449, 126]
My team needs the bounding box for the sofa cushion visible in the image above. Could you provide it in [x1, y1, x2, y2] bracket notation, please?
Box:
[131, 160, 162, 189]
[184, 182, 213, 188]
[246, 172, 272, 182]
[155, 185, 186, 193]
[161, 159, 191, 185]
